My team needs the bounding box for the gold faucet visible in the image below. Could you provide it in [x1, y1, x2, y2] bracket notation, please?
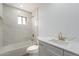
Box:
[58, 32, 65, 41]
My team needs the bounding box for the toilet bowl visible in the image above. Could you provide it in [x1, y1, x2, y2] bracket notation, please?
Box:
[26, 45, 39, 56]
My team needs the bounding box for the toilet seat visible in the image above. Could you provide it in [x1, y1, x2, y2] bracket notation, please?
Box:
[26, 45, 39, 55]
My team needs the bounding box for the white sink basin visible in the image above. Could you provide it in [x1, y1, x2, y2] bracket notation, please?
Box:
[50, 39, 68, 44]
[49, 38, 74, 45]
[49, 36, 76, 45]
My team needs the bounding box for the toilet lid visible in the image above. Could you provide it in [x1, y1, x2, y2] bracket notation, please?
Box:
[27, 45, 38, 51]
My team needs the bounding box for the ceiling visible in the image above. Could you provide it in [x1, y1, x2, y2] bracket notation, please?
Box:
[5, 3, 47, 12]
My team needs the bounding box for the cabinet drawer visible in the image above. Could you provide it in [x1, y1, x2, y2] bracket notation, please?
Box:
[39, 41, 63, 56]
[64, 50, 78, 56]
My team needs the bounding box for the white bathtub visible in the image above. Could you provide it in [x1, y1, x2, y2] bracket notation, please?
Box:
[0, 40, 33, 56]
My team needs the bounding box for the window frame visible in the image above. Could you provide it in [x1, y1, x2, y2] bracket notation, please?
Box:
[17, 16, 27, 25]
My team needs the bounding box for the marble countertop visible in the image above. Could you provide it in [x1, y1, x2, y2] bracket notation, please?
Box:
[38, 37, 79, 55]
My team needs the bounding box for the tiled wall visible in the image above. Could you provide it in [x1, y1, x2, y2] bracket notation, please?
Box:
[2, 4, 33, 46]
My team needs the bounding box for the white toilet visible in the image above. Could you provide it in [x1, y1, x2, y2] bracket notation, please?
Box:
[26, 45, 39, 56]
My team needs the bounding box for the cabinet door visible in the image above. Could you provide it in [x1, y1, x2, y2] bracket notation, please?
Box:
[46, 43, 63, 56]
[39, 41, 63, 56]
[39, 42, 56, 56]
[39, 43, 48, 56]
[0, 3, 2, 18]
[64, 50, 78, 56]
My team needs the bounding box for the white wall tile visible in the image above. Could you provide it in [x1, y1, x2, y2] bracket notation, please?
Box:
[3, 4, 33, 46]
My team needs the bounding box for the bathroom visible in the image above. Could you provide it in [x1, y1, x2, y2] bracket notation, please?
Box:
[0, 3, 79, 56]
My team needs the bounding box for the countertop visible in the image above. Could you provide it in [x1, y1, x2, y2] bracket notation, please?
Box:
[38, 37, 79, 55]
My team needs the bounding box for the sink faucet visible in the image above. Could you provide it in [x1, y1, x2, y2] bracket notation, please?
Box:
[58, 32, 65, 41]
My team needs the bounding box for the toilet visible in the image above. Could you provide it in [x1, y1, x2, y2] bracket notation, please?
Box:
[26, 45, 39, 56]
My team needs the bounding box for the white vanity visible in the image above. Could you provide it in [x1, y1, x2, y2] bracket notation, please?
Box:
[38, 37, 79, 56]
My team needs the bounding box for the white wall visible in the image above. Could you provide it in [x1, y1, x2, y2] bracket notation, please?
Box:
[0, 3, 3, 47]
[3, 4, 33, 46]
[38, 3, 79, 38]
[32, 8, 39, 44]
[0, 3, 3, 18]
[32, 8, 38, 37]
[0, 20, 3, 47]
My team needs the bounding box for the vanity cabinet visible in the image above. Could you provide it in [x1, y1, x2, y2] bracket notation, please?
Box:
[39, 43, 52, 56]
[39, 40, 78, 56]
[63, 50, 78, 56]
[39, 41, 63, 56]
[0, 3, 3, 18]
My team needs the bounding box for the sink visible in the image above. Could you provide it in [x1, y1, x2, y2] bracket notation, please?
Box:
[48, 35, 77, 45]
[49, 32, 76, 45]
[50, 39, 68, 44]
[49, 38, 74, 45]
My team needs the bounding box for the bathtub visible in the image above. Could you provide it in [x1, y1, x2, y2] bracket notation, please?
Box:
[0, 40, 33, 56]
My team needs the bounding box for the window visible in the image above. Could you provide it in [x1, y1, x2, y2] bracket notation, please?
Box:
[18, 16, 22, 24]
[18, 16, 27, 24]
[22, 17, 26, 24]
